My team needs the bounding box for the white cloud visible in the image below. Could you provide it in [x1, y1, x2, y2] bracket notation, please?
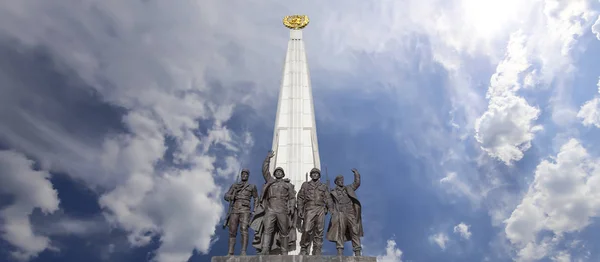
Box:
[429, 232, 449, 250]
[0, 150, 60, 260]
[593, 15, 600, 40]
[578, 98, 600, 128]
[0, 1, 259, 260]
[552, 251, 572, 262]
[577, 78, 600, 128]
[516, 237, 556, 262]
[377, 240, 404, 262]
[543, 0, 599, 129]
[504, 138, 600, 261]
[453, 222, 472, 240]
[474, 32, 542, 165]
[474, 0, 597, 165]
[439, 172, 482, 204]
[475, 93, 542, 165]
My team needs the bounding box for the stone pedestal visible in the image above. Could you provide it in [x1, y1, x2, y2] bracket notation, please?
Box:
[211, 255, 377, 262]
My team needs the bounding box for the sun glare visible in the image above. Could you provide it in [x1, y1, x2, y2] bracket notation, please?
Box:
[462, 0, 522, 39]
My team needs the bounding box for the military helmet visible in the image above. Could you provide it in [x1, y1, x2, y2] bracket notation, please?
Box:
[274, 167, 285, 178]
[309, 167, 321, 178]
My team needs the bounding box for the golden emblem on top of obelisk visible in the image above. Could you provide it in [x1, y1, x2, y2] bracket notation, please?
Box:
[283, 15, 309, 29]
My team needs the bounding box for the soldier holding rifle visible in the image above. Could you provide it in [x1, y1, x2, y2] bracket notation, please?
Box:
[223, 168, 258, 255]
[297, 167, 332, 255]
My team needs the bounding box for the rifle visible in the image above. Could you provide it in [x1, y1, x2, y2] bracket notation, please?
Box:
[325, 166, 332, 216]
[325, 166, 330, 190]
[296, 172, 309, 232]
[223, 165, 242, 229]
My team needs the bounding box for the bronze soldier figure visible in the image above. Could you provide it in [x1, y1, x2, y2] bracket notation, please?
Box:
[326, 168, 364, 256]
[297, 167, 332, 255]
[250, 151, 297, 255]
[223, 168, 258, 255]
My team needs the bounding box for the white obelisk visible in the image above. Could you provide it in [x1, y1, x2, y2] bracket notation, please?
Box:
[270, 15, 321, 255]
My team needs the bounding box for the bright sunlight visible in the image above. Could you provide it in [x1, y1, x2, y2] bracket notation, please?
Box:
[462, 0, 523, 39]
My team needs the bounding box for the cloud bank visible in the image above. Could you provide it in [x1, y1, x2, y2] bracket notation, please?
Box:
[505, 139, 600, 261]
[0, 150, 59, 260]
[0, 1, 257, 260]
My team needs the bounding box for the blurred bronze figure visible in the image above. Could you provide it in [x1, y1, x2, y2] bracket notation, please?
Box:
[297, 168, 332, 255]
[223, 168, 259, 255]
[250, 151, 297, 255]
[326, 168, 363, 256]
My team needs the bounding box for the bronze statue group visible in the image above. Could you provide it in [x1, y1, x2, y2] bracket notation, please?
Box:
[222, 150, 364, 257]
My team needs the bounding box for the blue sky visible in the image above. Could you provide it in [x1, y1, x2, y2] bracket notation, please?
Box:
[1, 0, 600, 262]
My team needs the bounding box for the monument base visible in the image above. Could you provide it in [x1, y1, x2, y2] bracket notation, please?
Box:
[211, 255, 377, 262]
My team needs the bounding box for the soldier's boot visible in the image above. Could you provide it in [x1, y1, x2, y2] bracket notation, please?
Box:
[227, 238, 236, 255]
[337, 248, 343, 256]
[240, 234, 248, 255]
[280, 236, 289, 255]
[260, 236, 271, 255]
[354, 250, 362, 256]
[299, 248, 309, 255]
[312, 247, 322, 255]
[260, 248, 269, 255]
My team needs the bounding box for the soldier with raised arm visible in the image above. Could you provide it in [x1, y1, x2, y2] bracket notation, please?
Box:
[223, 169, 259, 255]
[326, 168, 364, 256]
[297, 167, 332, 255]
[250, 151, 297, 255]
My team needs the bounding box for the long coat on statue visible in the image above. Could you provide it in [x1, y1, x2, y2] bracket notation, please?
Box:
[250, 178, 297, 254]
[326, 184, 364, 243]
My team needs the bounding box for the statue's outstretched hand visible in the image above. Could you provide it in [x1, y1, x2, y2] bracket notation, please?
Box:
[267, 150, 275, 158]
[351, 168, 358, 174]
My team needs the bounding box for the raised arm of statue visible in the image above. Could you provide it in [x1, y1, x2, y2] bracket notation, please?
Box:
[351, 168, 361, 191]
[262, 151, 276, 183]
